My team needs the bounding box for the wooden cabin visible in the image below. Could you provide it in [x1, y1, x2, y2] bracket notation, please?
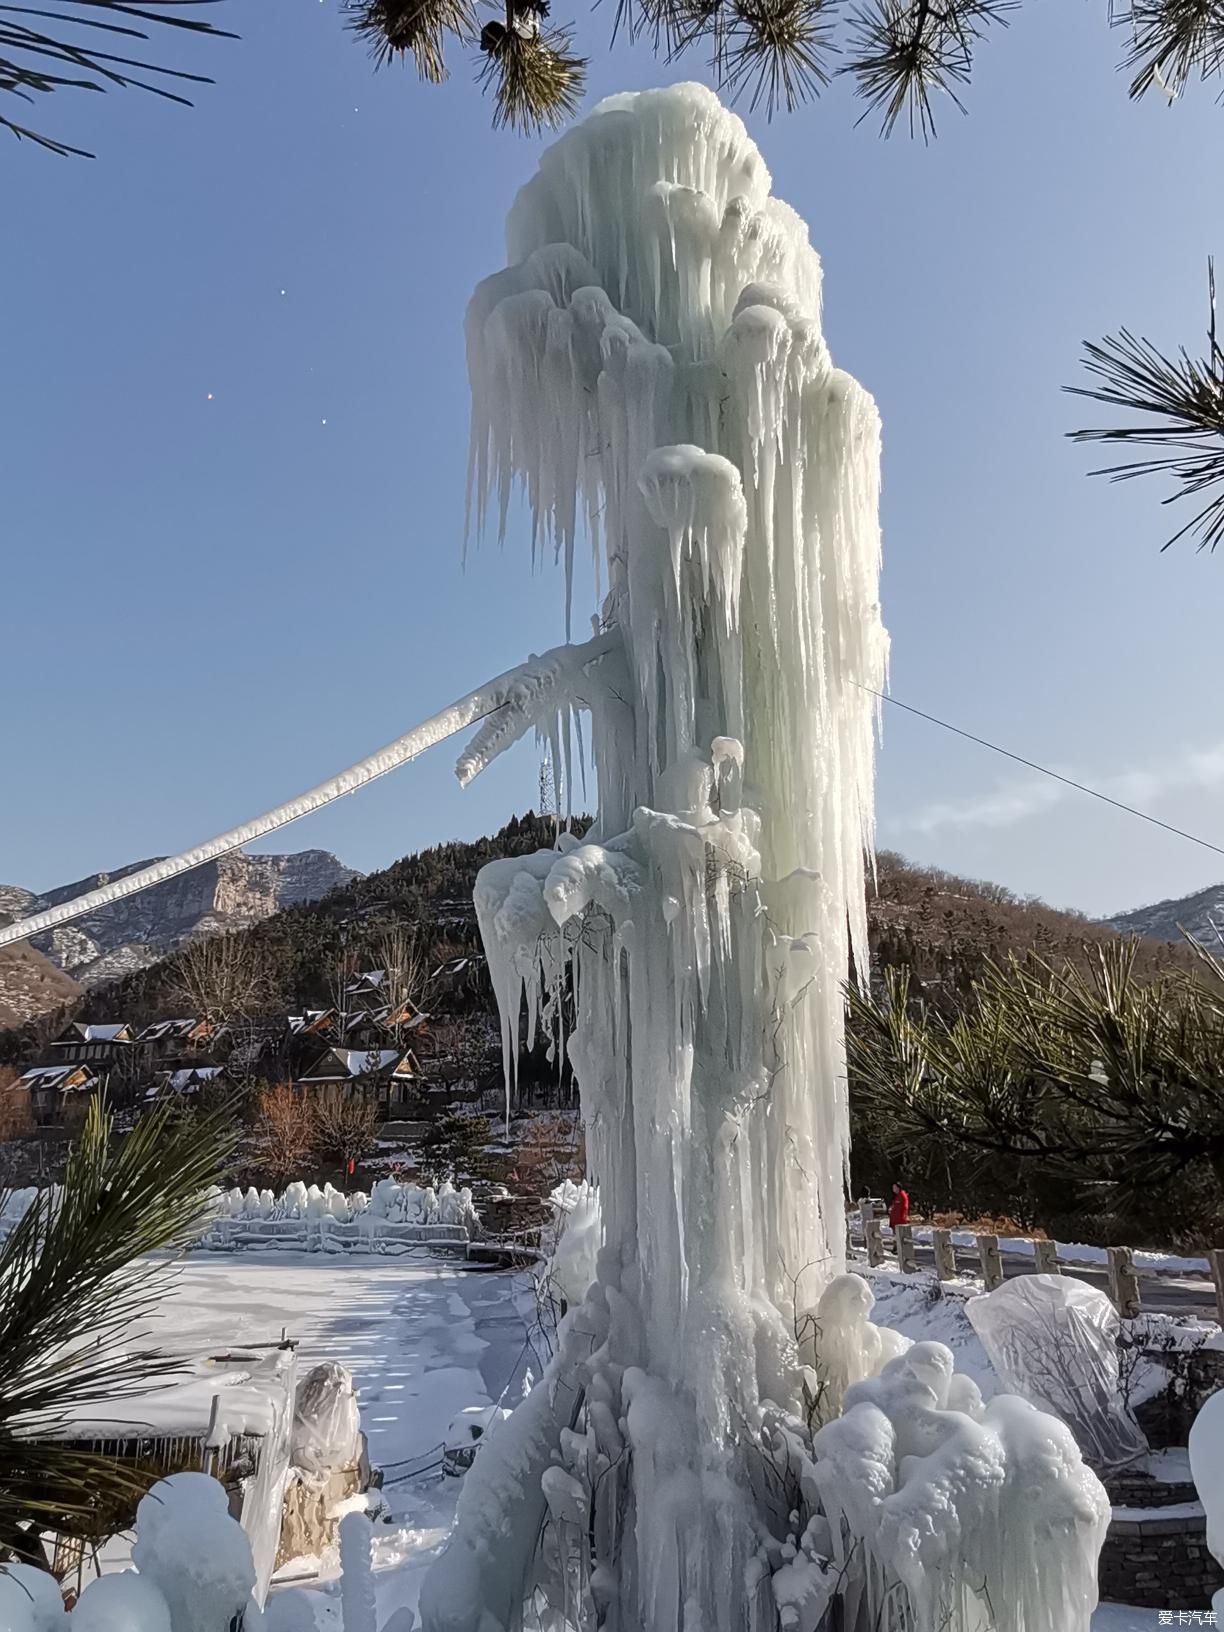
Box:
[294, 1047, 421, 1116]
[49, 1022, 138, 1066]
[19, 1062, 102, 1125]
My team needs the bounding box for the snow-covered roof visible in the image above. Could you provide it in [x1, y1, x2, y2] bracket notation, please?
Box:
[20, 1065, 73, 1089]
[18, 1064, 96, 1091]
[288, 1010, 336, 1036]
[338, 1049, 400, 1077]
[297, 1047, 404, 1084]
[136, 1018, 197, 1042]
[345, 969, 386, 994]
[56, 1022, 132, 1044]
[167, 1066, 225, 1092]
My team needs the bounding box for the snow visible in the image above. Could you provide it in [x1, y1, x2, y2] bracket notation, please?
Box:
[63, 1255, 539, 1627]
[1092, 1607, 1170, 1632]
[197, 1179, 479, 1252]
[115, 1256, 535, 1475]
[1109, 1500, 1205, 1521]
[72, 1572, 171, 1632]
[336, 1050, 401, 1077]
[132, 1472, 258, 1630]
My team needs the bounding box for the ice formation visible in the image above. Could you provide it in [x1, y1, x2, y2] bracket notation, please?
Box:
[2, 1474, 417, 1632]
[967, 1273, 1148, 1472]
[197, 1178, 480, 1252]
[419, 83, 1108, 1632]
[1190, 1388, 1224, 1622]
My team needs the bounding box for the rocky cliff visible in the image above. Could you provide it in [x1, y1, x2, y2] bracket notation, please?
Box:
[0, 850, 359, 990]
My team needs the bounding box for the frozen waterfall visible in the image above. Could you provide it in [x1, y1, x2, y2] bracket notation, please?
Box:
[421, 83, 1108, 1632]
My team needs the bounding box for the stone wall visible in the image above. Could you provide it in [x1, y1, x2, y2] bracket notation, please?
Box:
[1098, 1510, 1223, 1611]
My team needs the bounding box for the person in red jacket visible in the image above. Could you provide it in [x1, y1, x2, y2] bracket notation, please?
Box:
[887, 1181, 910, 1229]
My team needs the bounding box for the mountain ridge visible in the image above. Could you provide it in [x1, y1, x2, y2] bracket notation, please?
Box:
[1105, 881, 1224, 949]
[0, 849, 360, 995]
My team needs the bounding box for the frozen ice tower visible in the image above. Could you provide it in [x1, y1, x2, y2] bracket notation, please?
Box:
[420, 84, 1109, 1632]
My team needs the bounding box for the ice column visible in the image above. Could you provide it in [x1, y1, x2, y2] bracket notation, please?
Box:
[421, 84, 1106, 1632]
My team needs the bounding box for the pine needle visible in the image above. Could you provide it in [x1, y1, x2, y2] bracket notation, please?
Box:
[343, 0, 476, 83]
[0, 1093, 236, 1548]
[477, 17, 586, 132]
[841, 0, 1013, 137]
[0, 0, 230, 158]
[724, 0, 838, 115]
[1066, 259, 1224, 552]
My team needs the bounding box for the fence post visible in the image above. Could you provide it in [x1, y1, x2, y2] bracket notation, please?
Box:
[1032, 1239, 1061, 1274]
[976, 1233, 1004, 1291]
[864, 1219, 884, 1267]
[895, 1223, 918, 1274]
[931, 1228, 957, 1282]
[1208, 1248, 1224, 1327]
[858, 1198, 874, 1238]
[1107, 1246, 1142, 1319]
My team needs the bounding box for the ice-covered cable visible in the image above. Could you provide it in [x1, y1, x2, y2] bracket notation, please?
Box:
[0, 637, 614, 952]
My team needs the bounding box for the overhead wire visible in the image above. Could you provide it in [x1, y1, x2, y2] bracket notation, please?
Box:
[858, 686, 1224, 863]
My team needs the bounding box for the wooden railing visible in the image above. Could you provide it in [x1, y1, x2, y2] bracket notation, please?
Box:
[851, 1201, 1224, 1321]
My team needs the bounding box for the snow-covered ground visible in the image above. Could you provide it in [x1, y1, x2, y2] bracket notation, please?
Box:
[101, 1255, 1207, 1628]
[115, 1254, 548, 1622]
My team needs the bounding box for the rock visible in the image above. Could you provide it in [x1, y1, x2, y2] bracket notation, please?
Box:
[2, 851, 360, 989]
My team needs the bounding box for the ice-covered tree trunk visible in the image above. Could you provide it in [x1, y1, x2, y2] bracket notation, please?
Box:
[421, 84, 1107, 1632]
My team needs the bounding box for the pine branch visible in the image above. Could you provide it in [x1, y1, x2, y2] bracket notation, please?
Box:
[1066, 259, 1224, 552]
[343, 0, 477, 83]
[1114, 0, 1224, 101]
[723, 0, 838, 114]
[0, 0, 231, 157]
[477, 9, 587, 132]
[0, 1093, 237, 1542]
[841, 0, 1013, 136]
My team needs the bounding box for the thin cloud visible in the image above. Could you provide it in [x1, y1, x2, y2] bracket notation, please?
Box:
[891, 740, 1224, 838]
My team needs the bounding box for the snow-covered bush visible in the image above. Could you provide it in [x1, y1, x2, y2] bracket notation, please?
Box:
[1190, 1389, 1224, 1622]
[967, 1274, 1148, 1471]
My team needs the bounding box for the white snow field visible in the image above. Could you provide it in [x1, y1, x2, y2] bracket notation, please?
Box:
[91, 1256, 538, 1624]
[133, 1255, 537, 1474]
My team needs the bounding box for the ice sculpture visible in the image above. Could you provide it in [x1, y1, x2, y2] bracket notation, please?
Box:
[418, 84, 1109, 1632]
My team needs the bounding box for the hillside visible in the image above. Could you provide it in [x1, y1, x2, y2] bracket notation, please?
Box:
[0, 818, 1201, 1054]
[42, 825, 1194, 1034]
[1105, 881, 1224, 949]
[0, 850, 359, 991]
[70, 813, 568, 1028]
[0, 942, 82, 1031]
[870, 851, 1200, 996]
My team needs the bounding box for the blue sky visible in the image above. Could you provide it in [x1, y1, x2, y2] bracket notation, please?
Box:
[4, 0, 1222, 917]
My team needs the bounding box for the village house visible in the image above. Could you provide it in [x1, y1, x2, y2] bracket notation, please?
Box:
[135, 1018, 231, 1063]
[293, 1046, 422, 1117]
[17, 1062, 104, 1126]
[145, 1064, 230, 1102]
[48, 1022, 139, 1067]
